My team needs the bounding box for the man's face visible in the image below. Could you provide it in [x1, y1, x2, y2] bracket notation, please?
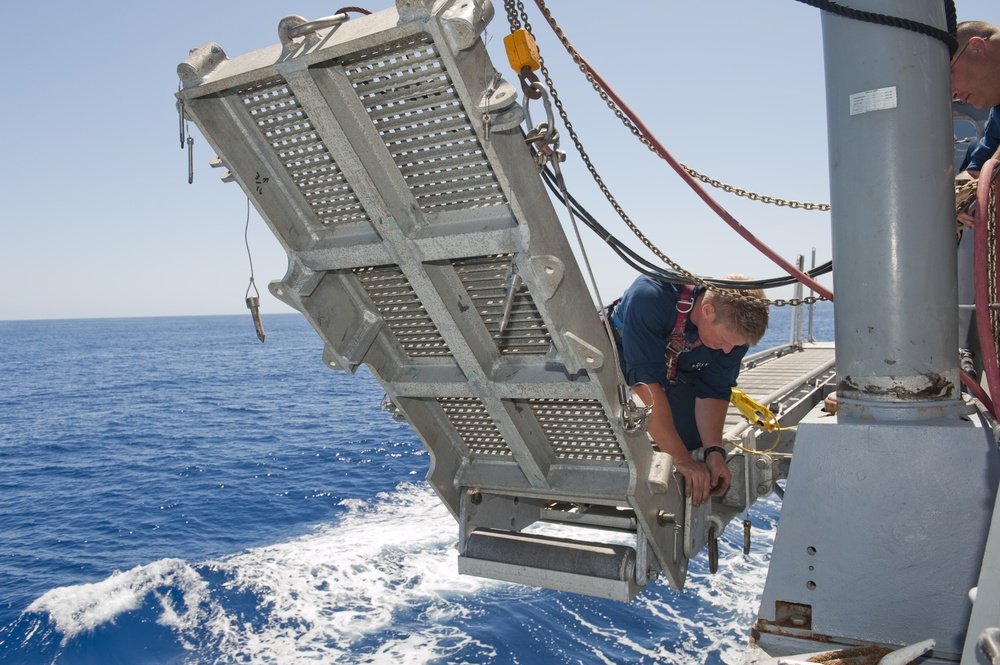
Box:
[951, 37, 999, 109]
[697, 304, 746, 354]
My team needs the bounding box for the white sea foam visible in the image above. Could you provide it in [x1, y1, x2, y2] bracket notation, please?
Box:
[204, 482, 491, 662]
[26, 557, 213, 644]
[25, 483, 777, 663]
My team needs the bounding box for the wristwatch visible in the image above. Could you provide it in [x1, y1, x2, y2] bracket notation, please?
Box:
[703, 446, 726, 460]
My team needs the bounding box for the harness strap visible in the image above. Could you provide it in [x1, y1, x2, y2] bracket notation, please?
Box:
[665, 285, 701, 382]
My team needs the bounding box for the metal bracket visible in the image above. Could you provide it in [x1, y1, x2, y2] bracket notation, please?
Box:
[177, 42, 227, 85]
[440, 0, 495, 51]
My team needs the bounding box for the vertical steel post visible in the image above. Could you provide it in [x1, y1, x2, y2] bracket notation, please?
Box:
[794, 255, 805, 347]
[823, 0, 963, 420]
[808, 248, 816, 343]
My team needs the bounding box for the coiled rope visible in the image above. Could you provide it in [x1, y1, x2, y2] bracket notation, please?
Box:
[794, 0, 957, 56]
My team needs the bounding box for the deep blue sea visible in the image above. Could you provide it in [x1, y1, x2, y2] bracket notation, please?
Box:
[0, 303, 833, 664]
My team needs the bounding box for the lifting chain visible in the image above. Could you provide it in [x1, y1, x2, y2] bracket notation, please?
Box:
[504, 0, 826, 307]
[683, 167, 830, 212]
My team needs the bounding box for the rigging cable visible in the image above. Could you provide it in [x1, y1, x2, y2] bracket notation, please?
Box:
[177, 82, 195, 184]
[506, 2, 804, 306]
[333, 6, 372, 16]
[524, 81, 650, 432]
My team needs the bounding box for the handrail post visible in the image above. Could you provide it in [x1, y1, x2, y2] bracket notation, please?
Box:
[794, 255, 805, 349]
[808, 248, 816, 343]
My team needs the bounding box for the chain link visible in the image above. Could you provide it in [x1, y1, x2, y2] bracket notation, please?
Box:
[506, 0, 826, 306]
[504, 0, 521, 31]
[682, 166, 830, 211]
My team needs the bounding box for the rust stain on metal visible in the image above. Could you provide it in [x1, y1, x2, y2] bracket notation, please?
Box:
[805, 645, 893, 665]
[838, 373, 954, 400]
[775, 600, 812, 629]
[754, 617, 834, 642]
[753, 618, 895, 665]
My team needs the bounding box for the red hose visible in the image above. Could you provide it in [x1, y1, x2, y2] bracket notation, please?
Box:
[961, 371, 995, 416]
[974, 159, 1000, 414]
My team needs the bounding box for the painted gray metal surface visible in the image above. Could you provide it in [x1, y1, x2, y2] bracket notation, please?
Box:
[755, 415, 998, 657]
[822, 0, 961, 420]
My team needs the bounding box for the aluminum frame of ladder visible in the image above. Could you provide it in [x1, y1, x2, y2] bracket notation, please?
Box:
[176, 0, 690, 601]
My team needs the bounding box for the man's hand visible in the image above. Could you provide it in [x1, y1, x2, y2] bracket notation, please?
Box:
[673, 455, 713, 506]
[705, 451, 732, 498]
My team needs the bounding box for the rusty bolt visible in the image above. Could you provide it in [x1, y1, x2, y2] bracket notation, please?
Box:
[657, 510, 676, 526]
[756, 457, 769, 470]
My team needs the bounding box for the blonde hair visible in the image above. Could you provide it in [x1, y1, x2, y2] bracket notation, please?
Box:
[957, 21, 1000, 44]
[702, 274, 769, 346]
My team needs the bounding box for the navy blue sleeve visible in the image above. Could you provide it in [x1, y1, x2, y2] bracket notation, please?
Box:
[616, 277, 675, 388]
[964, 106, 1000, 172]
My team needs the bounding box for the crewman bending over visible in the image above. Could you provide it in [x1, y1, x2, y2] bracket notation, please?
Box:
[610, 276, 769, 506]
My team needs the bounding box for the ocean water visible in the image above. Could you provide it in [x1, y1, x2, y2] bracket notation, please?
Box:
[0, 303, 834, 665]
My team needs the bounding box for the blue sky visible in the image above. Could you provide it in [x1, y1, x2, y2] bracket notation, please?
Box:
[0, 1, 990, 321]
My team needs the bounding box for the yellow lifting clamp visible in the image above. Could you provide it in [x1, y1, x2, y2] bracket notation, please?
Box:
[729, 387, 784, 455]
[730, 388, 779, 432]
[504, 28, 540, 73]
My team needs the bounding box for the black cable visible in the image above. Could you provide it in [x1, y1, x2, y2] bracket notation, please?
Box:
[538, 164, 833, 291]
[541, 166, 833, 288]
[794, 0, 958, 55]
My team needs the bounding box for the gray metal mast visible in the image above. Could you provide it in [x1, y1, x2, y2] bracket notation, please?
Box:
[824, 0, 961, 419]
[753, 1, 999, 656]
